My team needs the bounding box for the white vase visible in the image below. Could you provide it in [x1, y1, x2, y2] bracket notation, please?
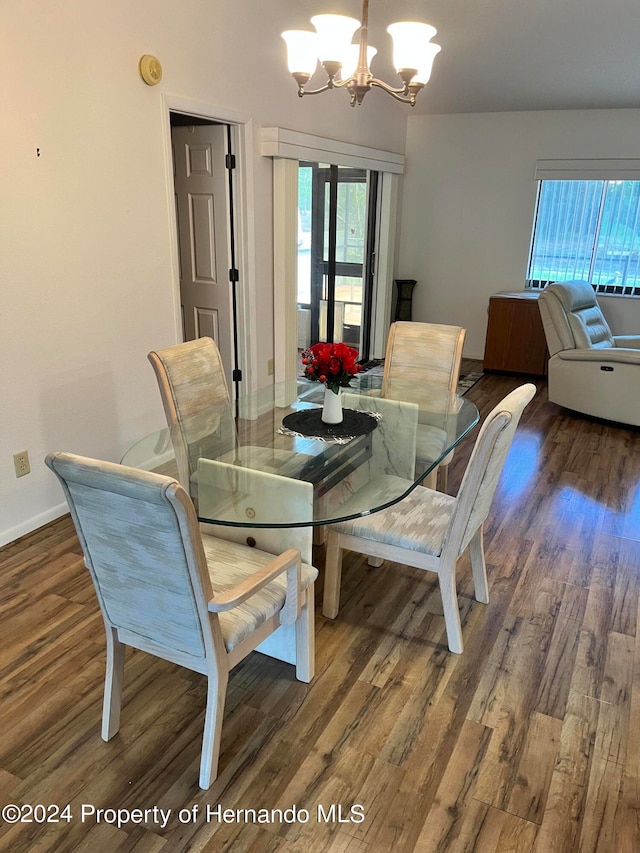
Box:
[321, 386, 343, 424]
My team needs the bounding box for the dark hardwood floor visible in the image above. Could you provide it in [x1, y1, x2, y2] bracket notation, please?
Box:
[1, 363, 639, 852]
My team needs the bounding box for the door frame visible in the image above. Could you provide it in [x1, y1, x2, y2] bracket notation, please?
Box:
[161, 94, 257, 392]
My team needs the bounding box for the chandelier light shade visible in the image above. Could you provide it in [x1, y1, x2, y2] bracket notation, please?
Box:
[310, 14, 360, 66]
[412, 43, 442, 85]
[282, 31, 320, 78]
[386, 22, 440, 83]
[281, 0, 441, 106]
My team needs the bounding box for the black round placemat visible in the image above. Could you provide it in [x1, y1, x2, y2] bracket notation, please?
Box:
[282, 408, 378, 440]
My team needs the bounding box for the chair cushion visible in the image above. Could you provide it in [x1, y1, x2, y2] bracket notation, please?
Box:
[330, 474, 456, 556]
[201, 535, 318, 651]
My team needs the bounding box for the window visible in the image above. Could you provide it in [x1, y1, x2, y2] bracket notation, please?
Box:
[527, 180, 640, 296]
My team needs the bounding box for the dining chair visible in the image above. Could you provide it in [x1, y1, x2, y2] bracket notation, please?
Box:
[322, 383, 536, 653]
[148, 337, 303, 491]
[46, 452, 317, 789]
[381, 321, 466, 492]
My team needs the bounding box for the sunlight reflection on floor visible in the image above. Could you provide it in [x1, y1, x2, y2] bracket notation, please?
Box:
[498, 429, 542, 503]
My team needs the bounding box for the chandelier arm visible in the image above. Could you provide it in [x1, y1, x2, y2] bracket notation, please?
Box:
[331, 77, 358, 90]
[383, 90, 417, 106]
[371, 80, 407, 95]
[369, 78, 411, 96]
[368, 79, 418, 105]
[297, 82, 334, 96]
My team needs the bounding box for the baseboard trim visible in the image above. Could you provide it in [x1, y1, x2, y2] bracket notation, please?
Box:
[0, 503, 69, 548]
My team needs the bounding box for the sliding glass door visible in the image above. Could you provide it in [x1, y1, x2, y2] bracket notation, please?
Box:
[297, 162, 378, 360]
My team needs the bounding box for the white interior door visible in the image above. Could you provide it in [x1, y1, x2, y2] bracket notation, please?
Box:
[172, 124, 234, 389]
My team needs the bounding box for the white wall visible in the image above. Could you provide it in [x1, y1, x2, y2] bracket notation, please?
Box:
[0, 0, 408, 545]
[398, 109, 640, 358]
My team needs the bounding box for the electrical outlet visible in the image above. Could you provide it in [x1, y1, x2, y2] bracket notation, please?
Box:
[14, 450, 31, 478]
[267, 358, 274, 376]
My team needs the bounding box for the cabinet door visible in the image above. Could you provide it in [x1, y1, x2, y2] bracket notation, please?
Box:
[484, 297, 548, 375]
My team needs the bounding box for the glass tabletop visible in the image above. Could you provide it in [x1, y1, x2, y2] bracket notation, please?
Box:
[121, 377, 479, 528]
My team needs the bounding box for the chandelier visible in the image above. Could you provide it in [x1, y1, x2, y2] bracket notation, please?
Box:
[282, 0, 441, 107]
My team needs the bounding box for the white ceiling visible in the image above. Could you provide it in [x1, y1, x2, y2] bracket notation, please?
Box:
[301, 0, 640, 115]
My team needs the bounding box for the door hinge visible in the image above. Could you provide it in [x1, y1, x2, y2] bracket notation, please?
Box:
[229, 268, 239, 283]
[225, 153, 236, 170]
[232, 368, 243, 382]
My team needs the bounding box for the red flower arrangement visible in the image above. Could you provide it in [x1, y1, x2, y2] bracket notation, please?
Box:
[301, 342, 362, 394]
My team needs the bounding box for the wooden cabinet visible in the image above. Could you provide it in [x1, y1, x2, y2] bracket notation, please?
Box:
[483, 291, 549, 376]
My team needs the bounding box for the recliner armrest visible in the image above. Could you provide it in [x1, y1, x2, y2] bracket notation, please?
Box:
[557, 347, 640, 365]
[613, 335, 640, 350]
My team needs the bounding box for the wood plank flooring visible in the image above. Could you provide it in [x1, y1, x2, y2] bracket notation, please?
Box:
[1, 363, 640, 852]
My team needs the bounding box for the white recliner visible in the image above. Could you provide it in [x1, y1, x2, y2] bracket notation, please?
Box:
[538, 280, 640, 426]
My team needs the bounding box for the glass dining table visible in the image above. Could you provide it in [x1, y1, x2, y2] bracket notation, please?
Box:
[121, 377, 479, 543]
